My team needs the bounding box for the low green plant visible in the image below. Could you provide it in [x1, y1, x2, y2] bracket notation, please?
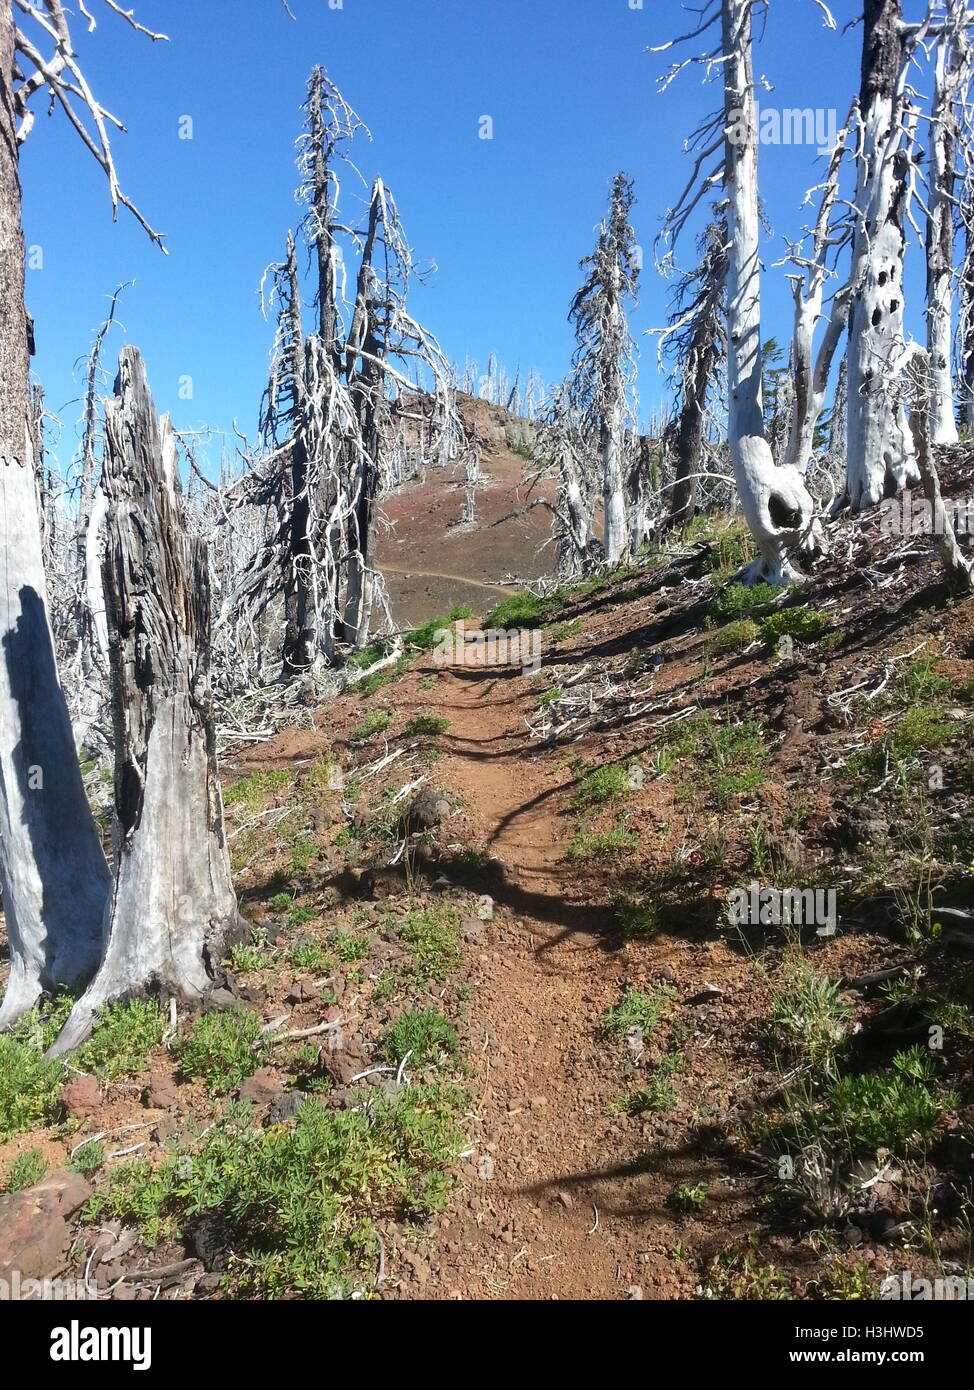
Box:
[669, 1182, 708, 1214]
[329, 929, 370, 963]
[599, 986, 674, 1041]
[766, 952, 852, 1079]
[661, 712, 768, 807]
[69, 1139, 106, 1175]
[76, 999, 166, 1080]
[351, 708, 392, 741]
[223, 769, 291, 814]
[0, 1031, 64, 1142]
[397, 903, 462, 981]
[571, 763, 630, 811]
[758, 606, 828, 650]
[227, 937, 266, 973]
[2, 1149, 48, 1192]
[709, 582, 779, 625]
[404, 607, 475, 652]
[173, 1009, 268, 1095]
[86, 1086, 465, 1297]
[380, 1008, 459, 1068]
[764, 1047, 956, 1162]
[898, 656, 950, 705]
[483, 593, 546, 629]
[403, 715, 450, 737]
[567, 825, 638, 861]
[708, 618, 760, 654]
[289, 940, 333, 972]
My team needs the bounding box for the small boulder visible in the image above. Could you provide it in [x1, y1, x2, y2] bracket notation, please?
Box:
[60, 1074, 101, 1122]
[265, 1091, 308, 1125]
[144, 1072, 179, 1111]
[238, 1067, 284, 1106]
[0, 1171, 93, 1280]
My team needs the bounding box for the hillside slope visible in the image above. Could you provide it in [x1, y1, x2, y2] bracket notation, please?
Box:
[3, 461, 974, 1302]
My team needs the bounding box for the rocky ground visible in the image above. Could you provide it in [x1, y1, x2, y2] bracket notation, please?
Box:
[3, 451, 974, 1301]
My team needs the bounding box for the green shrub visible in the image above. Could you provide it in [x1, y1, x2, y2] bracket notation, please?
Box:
[404, 607, 474, 652]
[403, 715, 450, 737]
[567, 826, 638, 861]
[223, 769, 291, 813]
[758, 606, 828, 650]
[380, 1008, 459, 1068]
[484, 593, 547, 629]
[351, 708, 392, 741]
[662, 712, 768, 807]
[77, 1000, 166, 1080]
[289, 940, 333, 972]
[708, 618, 760, 654]
[69, 1139, 106, 1175]
[709, 582, 779, 625]
[0, 1013, 66, 1142]
[173, 1009, 267, 1095]
[88, 1086, 465, 1297]
[2, 1149, 48, 1192]
[397, 903, 462, 981]
[599, 987, 674, 1041]
[571, 763, 629, 811]
[766, 953, 852, 1079]
[328, 929, 370, 963]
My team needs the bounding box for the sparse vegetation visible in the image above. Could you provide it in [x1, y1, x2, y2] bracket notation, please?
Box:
[380, 1008, 459, 1068]
[173, 1009, 268, 1095]
[404, 714, 450, 737]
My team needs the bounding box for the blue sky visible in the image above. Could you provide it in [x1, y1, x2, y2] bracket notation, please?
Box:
[18, 0, 925, 471]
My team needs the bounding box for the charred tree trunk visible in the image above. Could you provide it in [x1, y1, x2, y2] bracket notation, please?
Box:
[281, 235, 315, 677]
[0, 7, 111, 1029]
[50, 349, 243, 1054]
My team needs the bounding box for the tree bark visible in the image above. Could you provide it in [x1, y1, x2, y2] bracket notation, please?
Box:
[0, 6, 111, 1029]
[845, 0, 920, 507]
[908, 350, 972, 593]
[926, 31, 960, 447]
[50, 349, 243, 1054]
[722, 0, 819, 583]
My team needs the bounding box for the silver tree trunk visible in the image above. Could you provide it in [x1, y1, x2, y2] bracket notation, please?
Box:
[50, 349, 242, 1054]
[0, 7, 111, 1029]
[722, 0, 818, 583]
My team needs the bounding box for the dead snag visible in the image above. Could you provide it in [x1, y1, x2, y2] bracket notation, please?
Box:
[51, 348, 244, 1055]
[908, 350, 973, 596]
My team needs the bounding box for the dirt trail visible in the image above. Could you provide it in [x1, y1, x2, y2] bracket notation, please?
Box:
[407, 662, 686, 1301]
[380, 564, 518, 596]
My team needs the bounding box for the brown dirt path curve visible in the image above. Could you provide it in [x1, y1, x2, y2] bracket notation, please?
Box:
[401, 661, 691, 1301]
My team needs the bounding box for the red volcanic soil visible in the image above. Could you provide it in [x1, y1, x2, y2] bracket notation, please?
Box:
[377, 397, 554, 626]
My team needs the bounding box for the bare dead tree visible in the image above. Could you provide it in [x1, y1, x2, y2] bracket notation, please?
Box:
[568, 172, 640, 566]
[218, 69, 456, 692]
[653, 0, 827, 584]
[0, 0, 163, 1029]
[843, 0, 926, 508]
[907, 347, 973, 592]
[50, 349, 243, 1055]
[778, 105, 855, 473]
[656, 215, 728, 529]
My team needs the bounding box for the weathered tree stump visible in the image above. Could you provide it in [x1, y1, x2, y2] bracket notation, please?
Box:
[51, 348, 244, 1054]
